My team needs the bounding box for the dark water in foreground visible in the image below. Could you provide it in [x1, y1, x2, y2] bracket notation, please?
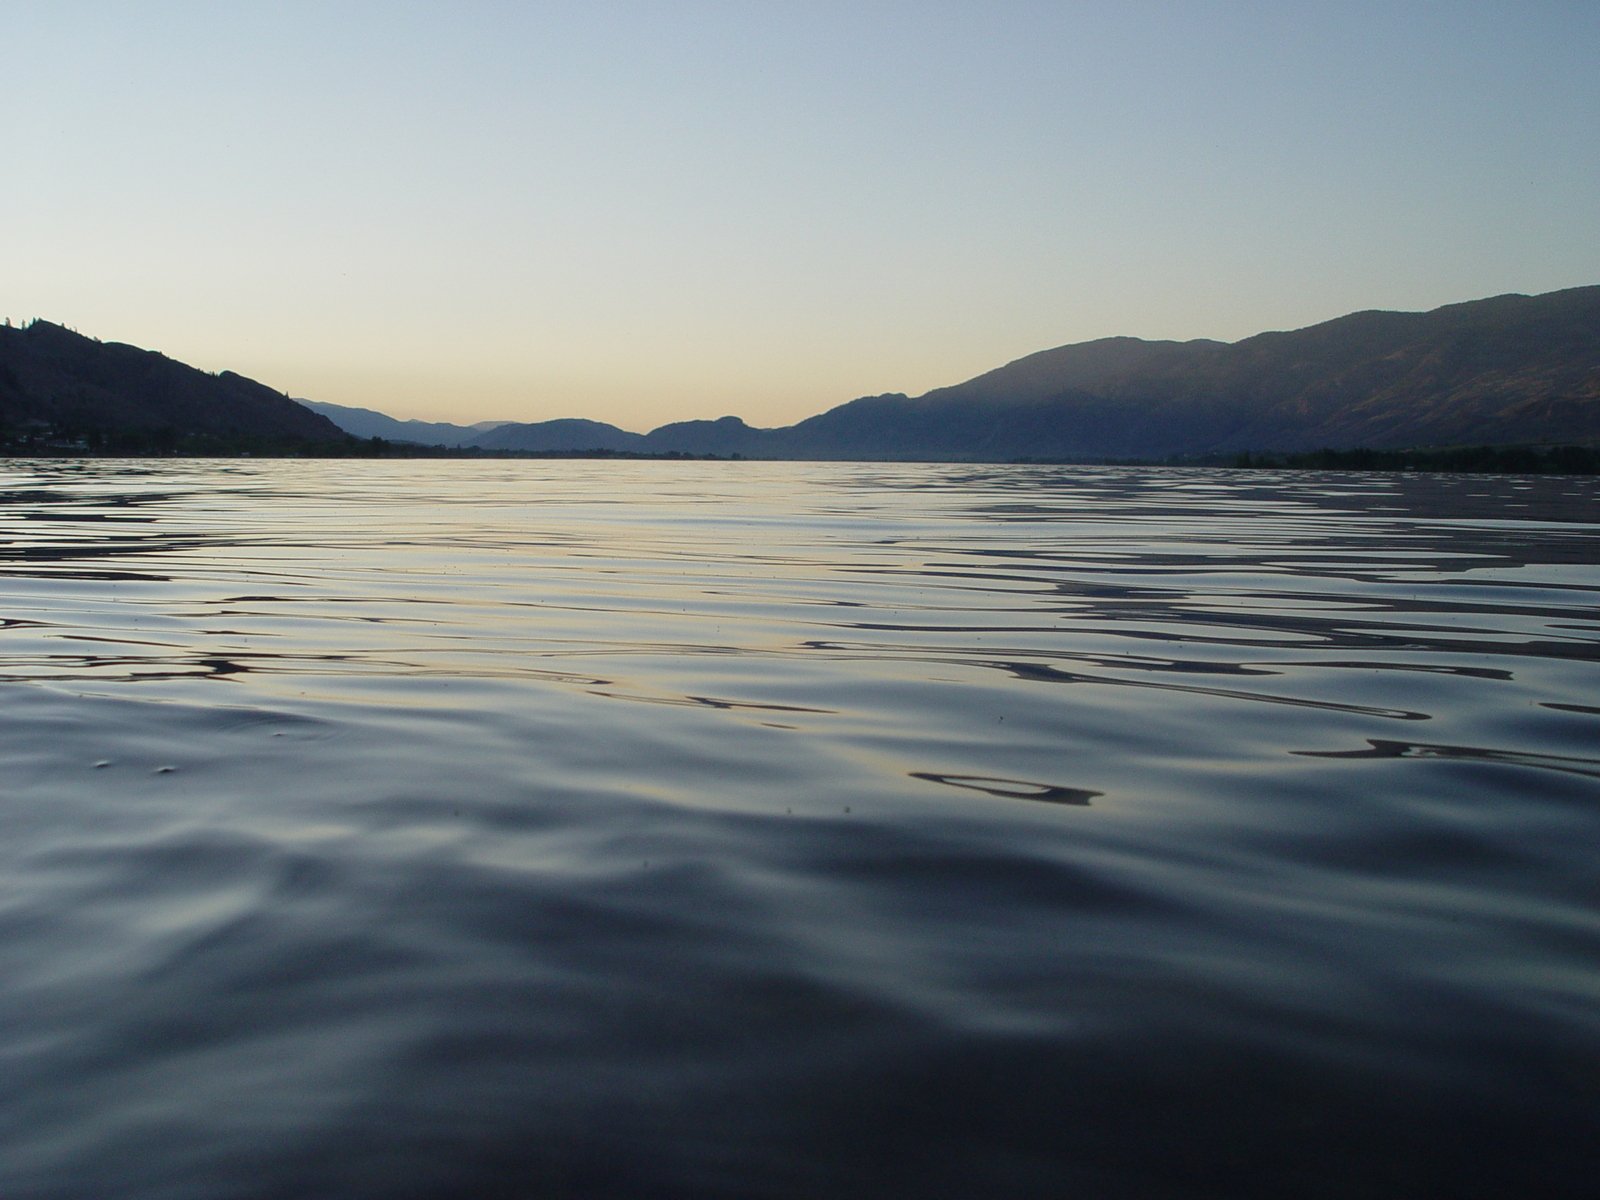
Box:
[1, 459, 1596, 1198]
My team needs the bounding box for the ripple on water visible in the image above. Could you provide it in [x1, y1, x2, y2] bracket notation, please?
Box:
[0, 460, 1597, 1199]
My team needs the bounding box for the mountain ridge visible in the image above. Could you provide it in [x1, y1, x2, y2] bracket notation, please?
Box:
[0, 320, 346, 451]
[297, 400, 506, 447]
[455, 286, 1599, 459]
[4, 286, 1596, 459]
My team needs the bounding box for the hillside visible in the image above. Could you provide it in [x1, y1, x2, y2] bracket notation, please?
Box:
[299, 399, 506, 447]
[0, 321, 346, 451]
[350, 286, 1599, 460]
[471, 418, 645, 453]
[7, 285, 1597, 460]
[769, 286, 1600, 460]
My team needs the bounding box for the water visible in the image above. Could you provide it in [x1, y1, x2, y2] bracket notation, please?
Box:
[1, 458, 1596, 1199]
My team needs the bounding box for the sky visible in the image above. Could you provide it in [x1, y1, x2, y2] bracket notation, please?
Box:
[6, 2, 1598, 432]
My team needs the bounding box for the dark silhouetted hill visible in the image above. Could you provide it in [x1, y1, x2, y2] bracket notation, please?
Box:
[765, 286, 1600, 459]
[433, 286, 1600, 460]
[0, 320, 346, 450]
[9, 285, 1596, 460]
[641, 416, 773, 456]
[470, 418, 646, 453]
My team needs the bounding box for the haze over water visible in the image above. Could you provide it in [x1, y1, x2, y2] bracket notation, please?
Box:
[2, 458, 1597, 1198]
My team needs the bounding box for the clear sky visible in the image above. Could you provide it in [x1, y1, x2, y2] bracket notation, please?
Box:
[7, 1, 1598, 431]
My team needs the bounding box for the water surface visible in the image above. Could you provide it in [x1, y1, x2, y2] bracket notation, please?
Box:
[1, 459, 1597, 1198]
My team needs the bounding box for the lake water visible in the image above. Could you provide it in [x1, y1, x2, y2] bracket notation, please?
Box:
[1, 458, 1596, 1199]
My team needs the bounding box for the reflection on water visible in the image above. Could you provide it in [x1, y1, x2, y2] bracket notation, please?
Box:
[1, 458, 1598, 1199]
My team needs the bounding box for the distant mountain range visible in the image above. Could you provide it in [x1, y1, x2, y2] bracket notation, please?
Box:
[5, 286, 1597, 459]
[307, 286, 1600, 460]
[295, 401, 507, 448]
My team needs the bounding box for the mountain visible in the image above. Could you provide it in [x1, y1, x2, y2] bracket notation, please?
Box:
[766, 286, 1600, 460]
[471, 418, 645, 453]
[333, 285, 1600, 461]
[470, 414, 780, 457]
[0, 320, 346, 450]
[299, 399, 505, 447]
[642, 416, 773, 456]
[302, 401, 653, 454]
[7, 286, 1596, 460]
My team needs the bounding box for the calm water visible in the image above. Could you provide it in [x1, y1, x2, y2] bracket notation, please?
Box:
[1, 458, 1597, 1198]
